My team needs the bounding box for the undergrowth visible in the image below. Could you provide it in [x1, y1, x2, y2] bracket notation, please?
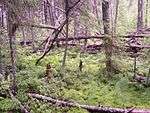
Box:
[0, 48, 150, 113]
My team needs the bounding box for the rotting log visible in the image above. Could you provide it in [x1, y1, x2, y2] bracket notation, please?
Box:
[28, 93, 150, 113]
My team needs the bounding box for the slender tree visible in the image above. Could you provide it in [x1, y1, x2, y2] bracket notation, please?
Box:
[7, 3, 18, 94]
[145, 0, 148, 28]
[29, 7, 36, 51]
[0, 5, 3, 74]
[21, 27, 26, 46]
[74, 11, 80, 37]
[0, 34, 3, 75]
[102, 0, 113, 77]
[44, 0, 48, 24]
[48, 0, 56, 26]
[137, 0, 144, 31]
[0, 4, 4, 27]
[97, 0, 103, 34]
[112, 0, 119, 35]
[61, 0, 69, 70]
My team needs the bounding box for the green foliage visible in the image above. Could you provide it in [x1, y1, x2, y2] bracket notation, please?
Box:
[0, 98, 17, 111]
[1, 48, 150, 112]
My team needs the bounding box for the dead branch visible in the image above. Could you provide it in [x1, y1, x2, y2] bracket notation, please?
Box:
[68, 0, 81, 12]
[35, 21, 66, 65]
[18, 22, 57, 30]
[28, 93, 150, 113]
[35, 0, 81, 65]
[9, 91, 30, 113]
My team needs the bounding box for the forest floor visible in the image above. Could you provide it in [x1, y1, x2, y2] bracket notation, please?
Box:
[0, 47, 150, 113]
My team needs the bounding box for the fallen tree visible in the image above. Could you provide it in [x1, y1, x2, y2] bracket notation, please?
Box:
[28, 93, 150, 113]
[18, 22, 57, 30]
[9, 91, 30, 113]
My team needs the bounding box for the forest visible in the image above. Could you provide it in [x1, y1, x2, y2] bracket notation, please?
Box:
[0, 0, 150, 113]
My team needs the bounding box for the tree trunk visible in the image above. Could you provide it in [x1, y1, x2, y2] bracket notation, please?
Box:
[28, 8, 36, 51]
[90, 0, 97, 15]
[74, 11, 80, 37]
[44, 0, 48, 24]
[114, 0, 119, 34]
[7, 8, 17, 95]
[61, 0, 69, 71]
[21, 27, 26, 46]
[137, 0, 144, 31]
[0, 35, 3, 74]
[48, 0, 56, 26]
[102, 0, 113, 77]
[145, 0, 148, 28]
[96, 0, 103, 34]
[0, 6, 3, 73]
[110, 0, 119, 35]
[0, 5, 4, 27]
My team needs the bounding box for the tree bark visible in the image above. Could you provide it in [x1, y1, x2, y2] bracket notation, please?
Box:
[0, 7, 3, 73]
[0, 34, 3, 74]
[90, 0, 97, 15]
[44, 0, 48, 24]
[28, 8, 36, 51]
[137, 0, 144, 31]
[21, 27, 26, 46]
[102, 0, 113, 77]
[74, 11, 80, 37]
[97, 0, 103, 34]
[0, 4, 4, 27]
[48, 0, 56, 26]
[114, 0, 119, 34]
[145, 0, 148, 28]
[61, 0, 69, 70]
[7, 7, 17, 95]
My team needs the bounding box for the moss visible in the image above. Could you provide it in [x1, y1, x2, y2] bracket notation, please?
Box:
[1, 48, 149, 113]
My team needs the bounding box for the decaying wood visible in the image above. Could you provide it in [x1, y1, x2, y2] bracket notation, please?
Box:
[9, 91, 30, 113]
[28, 93, 150, 113]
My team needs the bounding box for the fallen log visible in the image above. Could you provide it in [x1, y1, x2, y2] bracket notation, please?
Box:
[18, 22, 57, 30]
[126, 44, 150, 49]
[28, 93, 150, 113]
[9, 91, 30, 113]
